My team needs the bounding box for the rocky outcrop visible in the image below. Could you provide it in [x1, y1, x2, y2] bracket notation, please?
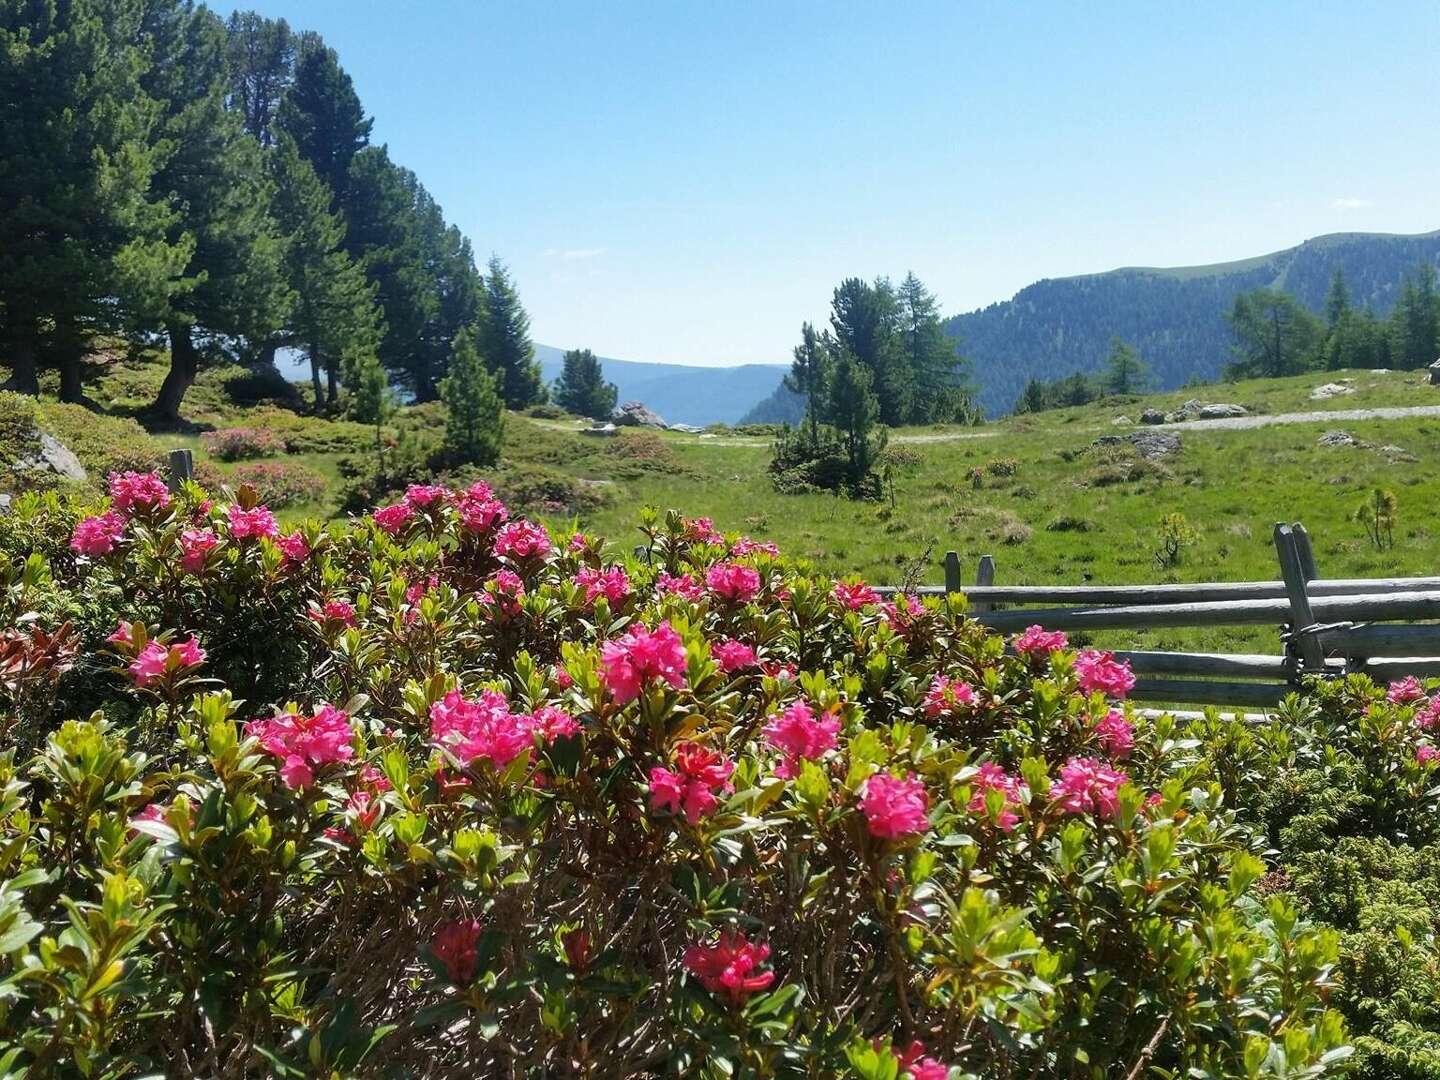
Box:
[613, 401, 668, 428]
[1309, 381, 1355, 400]
[1092, 430, 1181, 460]
[13, 433, 87, 482]
[1196, 403, 1248, 419]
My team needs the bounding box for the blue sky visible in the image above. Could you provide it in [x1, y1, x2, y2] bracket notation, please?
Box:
[228, 1, 1440, 366]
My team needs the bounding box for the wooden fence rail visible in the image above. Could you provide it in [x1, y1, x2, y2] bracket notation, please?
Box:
[875, 521, 1440, 707]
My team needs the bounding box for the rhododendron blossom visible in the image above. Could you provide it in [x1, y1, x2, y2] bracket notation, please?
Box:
[763, 701, 840, 778]
[277, 531, 310, 562]
[730, 536, 779, 557]
[1095, 708, 1135, 757]
[706, 561, 761, 603]
[599, 621, 688, 703]
[430, 689, 535, 771]
[128, 636, 205, 687]
[311, 600, 357, 627]
[71, 511, 127, 557]
[403, 483, 449, 509]
[1074, 649, 1136, 698]
[1418, 744, 1440, 766]
[1388, 676, 1426, 704]
[713, 638, 757, 672]
[1014, 624, 1068, 658]
[656, 572, 703, 601]
[431, 919, 482, 984]
[247, 704, 355, 789]
[107, 621, 134, 646]
[478, 569, 525, 616]
[371, 503, 413, 536]
[924, 675, 976, 717]
[530, 705, 580, 741]
[108, 470, 170, 515]
[1418, 699, 1440, 732]
[129, 802, 168, 832]
[455, 487, 508, 532]
[683, 516, 724, 545]
[967, 762, 1024, 831]
[1053, 756, 1128, 817]
[683, 929, 774, 1003]
[179, 528, 218, 573]
[648, 742, 735, 822]
[895, 1041, 951, 1080]
[861, 772, 930, 839]
[494, 520, 552, 560]
[833, 580, 881, 610]
[574, 565, 630, 605]
[227, 504, 279, 541]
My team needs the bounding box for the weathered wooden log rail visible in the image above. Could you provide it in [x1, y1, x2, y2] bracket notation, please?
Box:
[874, 521, 1440, 707]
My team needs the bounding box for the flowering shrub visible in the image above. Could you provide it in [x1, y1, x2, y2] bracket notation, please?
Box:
[0, 486, 1355, 1075]
[199, 426, 287, 461]
[228, 460, 329, 508]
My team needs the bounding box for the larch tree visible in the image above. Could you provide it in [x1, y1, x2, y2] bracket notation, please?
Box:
[1102, 338, 1148, 395]
[553, 348, 617, 420]
[897, 271, 975, 422]
[1225, 288, 1323, 379]
[479, 256, 545, 407]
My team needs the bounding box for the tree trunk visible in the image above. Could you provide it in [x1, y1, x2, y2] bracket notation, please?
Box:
[259, 340, 278, 369]
[2, 312, 39, 396]
[55, 318, 85, 404]
[309, 347, 324, 410]
[325, 358, 339, 410]
[154, 324, 199, 422]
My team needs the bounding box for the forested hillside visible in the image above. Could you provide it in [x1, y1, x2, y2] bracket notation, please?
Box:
[949, 230, 1440, 414]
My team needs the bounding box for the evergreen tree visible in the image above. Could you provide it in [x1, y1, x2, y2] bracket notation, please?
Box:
[440, 326, 504, 466]
[277, 35, 370, 207]
[412, 193, 484, 399]
[897, 272, 975, 422]
[1324, 268, 1352, 328]
[344, 346, 391, 426]
[140, 1, 291, 421]
[479, 256, 545, 407]
[1014, 377, 1048, 414]
[1389, 263, 1440, 369]
[271, 136, 381, 409]
[1225, 288, 1323, 379]
[825, 350, 885, 488]
[783, 322, 831, 444]
[224, 11, 298, 145]
[553, 348, 617, 420]
[1102, 338, 1148, 395]
[0, 0, 189, 398]
[829, 276, 908, 426]
[1322, 306, 1384, 371]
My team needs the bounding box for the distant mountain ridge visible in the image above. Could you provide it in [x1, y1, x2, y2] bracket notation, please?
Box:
[946, 229, 1440, 415]
[534, 345, 786, 426]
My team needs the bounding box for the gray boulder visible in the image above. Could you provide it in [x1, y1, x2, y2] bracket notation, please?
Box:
[1309, 381, 1355, 400]
[1317, 430, 1357, 448]
[613, 401, 668, 428]
[1092, 430, 1180, 460]
[13, 433, 87, 481]
[1139, 408, 1167, 425]
[1197, 403, 1248, 419]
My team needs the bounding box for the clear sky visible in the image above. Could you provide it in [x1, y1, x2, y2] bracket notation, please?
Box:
[227, 1, 1440, 367]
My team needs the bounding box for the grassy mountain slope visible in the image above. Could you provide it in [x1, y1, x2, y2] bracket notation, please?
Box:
[948, 229, 1440, 416]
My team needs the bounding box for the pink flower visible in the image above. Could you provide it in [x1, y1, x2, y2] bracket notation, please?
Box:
[277, 531, 310, 563]
[1418, 744, 1440, 766]
[895, 1041, 950, 1080]
[833, 580, 881, 610]
[1418, 699, 1440, 732]
[478, 569, 525, 617]
[599, 621, 688, 703]
[683, 929, 774, 1004]
[730, 536, 779, 557]
[763, 701, 840, 778]
[574, 565, 631, 606]
[1095, 708, 1135, 757]
[713, 638, 757, 673]
[761, 660, 798, 681]
[1074, 650, 1136, 699]
[706, 562, 761, 603]
[1014, 624, 1068, 658]
[70, 511, 127, 557]
[860, 772, 929, 839]
[179, 528, 218, 573]
[129, 802, 167, 833]
[247, 705, 356, 788]
[1388, 676, 1427, 705]
[493, 520, 552, 560]
[107, 621, 134, 646]
[108, 471, 170, 515]
[403, 484, 450, 509]
[227, 504, 278, 541]
[311, 600, 357, 627]
[430, 688, 537, 771]
[683, 517, 725, 545]
[127, 635, 205, 687]
[372, 502, 413, 536]
[648, 742, 735, 822]
[1053, 756, 1128, 818]
[657, 572, 703, 601]
[431, 919, 483, 984]
[967, 762, 1024, 831]
[455, 485, 508, 533]
[923, 675, 976, 718]
[530, 705, 580, 740]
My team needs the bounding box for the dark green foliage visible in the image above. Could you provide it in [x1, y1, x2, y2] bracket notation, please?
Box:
[897, 272, 979, 423]
[1013, 372, 1103, 414]
[224, 11, 299, 146]
[276, 35, 371, 205]
[479, 256, 545, 408]
[1101, 338, 1148, 395]
[438, 326, 504, 467]
[1389, 264, 1440, 370]
[1225, 287, 1325, 379]
[552, 348, 617, 420]
[829, 277, 908, 426]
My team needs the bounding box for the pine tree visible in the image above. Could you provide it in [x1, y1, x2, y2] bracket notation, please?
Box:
[1102, 338, 1148, 395]
[1225, 288, 1323, 378]
[440, 326, 504, 466]
[1324, 268, 1352, 328]
[553, 348, 617, 420]
[0, 0, 189, 398]
[344, 346, 391, 426]
[829, 277, 908, 426]
[783, 322, 832, 445]
[141, 2, 291, 421]
[277, 35, 371, 207]
[897, 271, 975, 422]
[825, 350, 885, 490]
[480, 256, 545, 407]
[224, 11, 298, 146]
[1389, 263, 1440, 369]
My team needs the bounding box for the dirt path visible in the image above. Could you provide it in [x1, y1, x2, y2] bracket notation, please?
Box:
[1160, 403, 1440, 432]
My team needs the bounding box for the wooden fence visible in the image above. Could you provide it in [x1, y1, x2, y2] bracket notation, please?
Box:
[875, 523, 1440, 707]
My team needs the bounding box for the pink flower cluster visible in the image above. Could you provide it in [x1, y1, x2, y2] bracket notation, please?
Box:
[895, 1041, 951, 1080]
[277, 531, 310, 562]
[71, 510, 127, 557]
[227, 504, 279, 541]
[108, 471, 170, 515]
[656, 572, 703, 601]
[1418, 698, 1440, 732]
[923, 675, 976, 718]
[599, 621, 688, 703]
[649, 742, 735, 822]
[1014, 624, 1068, 658]
[1388, 676, 1427, 704]
[1052, 756, 1128, 817]
[730, 536, 779, 557]
[493, 520, 552, 560]
[712, 638, 757, 672]
[404, 483, 449, 509]
[247, 705, 356, 789]
[968, 762, 1025, 831]
[706, 562, 761, 604]
[1418, 745, 1440, 766]
[683, 517, 725, 545]
[574, 566, 631, 605]
[1074, 649, 1136, 698]
[372, 502, 413, 536]
[478, 569, 525, 617]
[310, 599, 357, 627]
[455, 482, 508, 533]
[861, 772, 929, 839]
[763, 701, 840, 778]
[833, 580, 881, 610]
[430, 689, 536, 771]
[683, 929, 774, 1003]
[1094, 708, 1135, 757]
[179, 528, 218, 573]
[128, 636, 205, 687]
[431, 918, 482, 984]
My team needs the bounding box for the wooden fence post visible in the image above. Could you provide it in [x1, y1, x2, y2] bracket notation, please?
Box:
[167, 448, 193, 493]
[1274, 523, 1325, 674]
[970, 554, 995, 614]
[1292, 522, 1320, 582]
[943, 551, 962, 594]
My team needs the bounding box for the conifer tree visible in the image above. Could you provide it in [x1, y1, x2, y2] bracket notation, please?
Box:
[1102, 338, 1148, 395]
[440, 326, 505, 466]
[480, 256, 545, 407]
[553, 348, 617, 419]
[224, 11, 298, 145]
[897, 271, 975, 422]
[825, 350, 885, 488]
[1225, 288, 1323, 378]
[278, 35, 371, 207]
[784, 322, 832, 444]
[829, 277, 908, 426]
[1389, 264, 1440, 369]
[1324, 268, 1352, 328]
